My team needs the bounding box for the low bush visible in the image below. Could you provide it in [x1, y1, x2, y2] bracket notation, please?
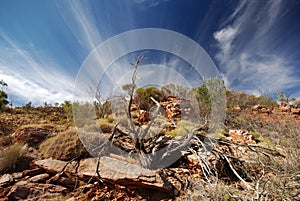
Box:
[165, 120, 199, 137]
[97, 118, 115, 133]
[39, 128, 90, 161]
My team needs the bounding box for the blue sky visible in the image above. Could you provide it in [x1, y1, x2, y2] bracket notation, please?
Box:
[0, 0, 300, 106]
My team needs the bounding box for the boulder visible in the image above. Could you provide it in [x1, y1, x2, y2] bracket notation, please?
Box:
[35, 157, 173, 192]
[252, 105, 262, 111]
[97, 156, 173, 192]
[23, 168, 44, 177]
[14, 124, 54, 146]
[34, 159, 77, 174]
[161, 97, 182, 121]
[7, 180, 67, 200]
[233, 106, 242, 112]
[279, 103, 291, 112]
[0, 174, 14, 187]
[138, 110, 150, 122]
[28, 173, 49, 183]
[228, 129, 256, 144]
[291, 108, 300, 115]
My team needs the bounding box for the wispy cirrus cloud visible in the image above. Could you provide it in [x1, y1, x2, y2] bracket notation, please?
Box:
[56, 1, 103, 52]
[214, 0, 300, 95]
[0, 31, 74, 106]
[133, 0, 171, 8]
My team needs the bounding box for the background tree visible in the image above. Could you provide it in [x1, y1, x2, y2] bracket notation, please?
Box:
[0, 79, 9, 111]
[134, 86, 165, 111]
[89, 82, 113, 119]
[61, 100, 73, 122]
[277, 92, 295, 104]
[258, 91, 277, 108]
[291, 98, 300, 108]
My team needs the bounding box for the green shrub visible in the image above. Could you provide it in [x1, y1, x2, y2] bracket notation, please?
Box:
[165, 120, 199, 137]
[134, 86, 165, 110]
[97, 118, 115, 133]
[39, 128, 90, 161]
[207, 129, 227, 139]
[0, 143, 27, 172]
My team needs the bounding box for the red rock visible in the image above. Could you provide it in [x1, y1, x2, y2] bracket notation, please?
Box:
[252, 105, 261, 111]
[35, 157, 174, 192]
[229, 129, 256, 144]
[14, 125, 54, 146]
[0, 174, 13, 187]
[279, 103, 291, 112]
[34, 159, 77, 174]
[23, 168, 44, 177]
[7, 180, 68, 200]
[233, 106, 242, 112]
[28, 173, 49, 183]
[12, 172, 23, 180]
[138, 110, 150, 122]
[291, 108, 300, 114]
[7, 181, 30, 199]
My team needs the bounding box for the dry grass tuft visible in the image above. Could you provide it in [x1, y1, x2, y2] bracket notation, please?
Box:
[39, 127, 90, 161]
[0, 143, 27, 172]
[97, 118, 115, 133]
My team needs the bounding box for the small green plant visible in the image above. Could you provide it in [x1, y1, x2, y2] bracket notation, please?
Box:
[134, 86, 165, 111]
[207, 129, 227, 139]
[165, 120, 199, 137]
[0, 143, 27, 172]
[97, 118, 115, 133]
[250, 131, 260, 139]
[39, 128, 90, 161]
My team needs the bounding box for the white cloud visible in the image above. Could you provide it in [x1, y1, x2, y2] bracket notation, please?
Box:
[214, 0, 299, 94]
[56, 1, 103, 51]
[214, 26, 238, 64]
[133, 0, 171, 7]
[0, 32, 74, 106]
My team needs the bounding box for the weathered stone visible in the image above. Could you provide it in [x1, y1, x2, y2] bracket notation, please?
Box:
[233, 106, 242, 112]
[43, 183, 68, 193]
[186, 154, 199, 166]
[0, 186, 11, 198]
[228, 129, 256, 144]
[291, 108, 300, 114]
[7, 180, 68, 200]
[34, 159, 77, 174]
[138, 110, 150, 122]
[279, 103, 291, 112]
[7, 181, 30, 199]
[99, 157, 173, 191]
[0, 174, 14, 187]
[35, 157, 173, 192]
[14, 124, 54, 146]
[28, 173, 49, 183]
[77, 157, 173, 191]
[12, 172, 23, 180]
[252, 104, 262, 112]
[23, 168, 44, 176]
[57, 177, 84, 188]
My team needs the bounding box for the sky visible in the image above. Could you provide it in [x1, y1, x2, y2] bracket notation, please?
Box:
[0, 0, 300, 106]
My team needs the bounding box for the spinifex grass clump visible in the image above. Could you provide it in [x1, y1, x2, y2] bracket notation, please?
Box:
[39, 128, 90, 161]
[0, 143, 27, 172]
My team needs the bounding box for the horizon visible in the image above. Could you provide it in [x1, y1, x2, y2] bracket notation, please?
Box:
[1, 0, 300, 106]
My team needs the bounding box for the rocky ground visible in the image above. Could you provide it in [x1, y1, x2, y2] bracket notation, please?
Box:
[0, 105, 299, 200]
